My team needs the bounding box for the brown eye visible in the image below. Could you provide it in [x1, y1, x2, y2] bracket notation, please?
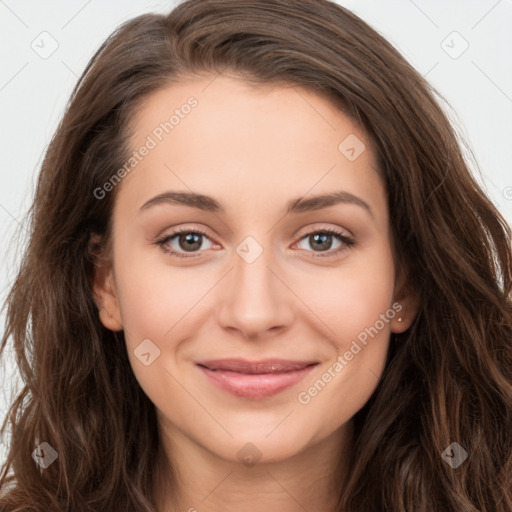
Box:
[295, 229, 355, 257]
[156, 228, 214, 257]
[308, 233, 335, 251]
[176, 233, 204, 252]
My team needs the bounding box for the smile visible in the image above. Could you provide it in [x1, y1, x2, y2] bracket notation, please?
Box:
[196, 358, 318, 399]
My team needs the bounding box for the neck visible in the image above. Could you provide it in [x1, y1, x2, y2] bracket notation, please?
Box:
[153, 420, 354, 512]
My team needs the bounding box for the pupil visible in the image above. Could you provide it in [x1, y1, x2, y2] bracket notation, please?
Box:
[176, 232, 334, 253]
[312, 233, 332, 251]
[180, 233, 201, 251]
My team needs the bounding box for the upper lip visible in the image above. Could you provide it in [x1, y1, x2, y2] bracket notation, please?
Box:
[197, 358, 318, 374]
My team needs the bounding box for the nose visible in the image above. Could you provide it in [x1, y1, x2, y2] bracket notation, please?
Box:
[216, 238, 295, 341]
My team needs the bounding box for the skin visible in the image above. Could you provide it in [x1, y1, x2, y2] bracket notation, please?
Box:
[93, 73, 418, 512]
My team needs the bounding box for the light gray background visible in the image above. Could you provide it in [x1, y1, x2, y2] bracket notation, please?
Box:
[1, 0, 511, 464]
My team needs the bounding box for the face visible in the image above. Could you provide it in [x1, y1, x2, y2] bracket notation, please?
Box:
[93, 74, 416, 466]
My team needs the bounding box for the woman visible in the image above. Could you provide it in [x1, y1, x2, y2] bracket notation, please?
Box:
[1, 1, 511, 510]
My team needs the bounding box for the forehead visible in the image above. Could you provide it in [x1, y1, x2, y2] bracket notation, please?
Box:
[115, 74, 387, 227]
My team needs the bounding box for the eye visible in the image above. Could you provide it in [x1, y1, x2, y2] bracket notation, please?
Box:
[294, 228, 355, 257]
[155, 226, 355, 259]
[155, 227, 215, 258]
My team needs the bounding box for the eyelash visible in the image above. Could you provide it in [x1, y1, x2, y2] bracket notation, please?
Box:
[155, 226, 355, 260]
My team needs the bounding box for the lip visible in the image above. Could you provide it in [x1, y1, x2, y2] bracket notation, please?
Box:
[196, 358, 318, 399]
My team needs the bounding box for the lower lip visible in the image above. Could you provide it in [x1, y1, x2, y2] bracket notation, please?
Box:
[197, 364, 316, 400]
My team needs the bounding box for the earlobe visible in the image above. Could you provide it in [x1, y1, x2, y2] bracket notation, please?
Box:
[390, 305, 414, 333]
[98, 304, 123, 332]
[391, 271, 420, 333]
[89, 234, 123, 332]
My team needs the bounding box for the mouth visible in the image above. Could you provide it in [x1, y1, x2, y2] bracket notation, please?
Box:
[196, 358, 318, 399]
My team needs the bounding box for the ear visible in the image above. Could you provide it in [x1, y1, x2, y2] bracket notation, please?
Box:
[390, 268, 420, 334]
[89, 233, 123, 332]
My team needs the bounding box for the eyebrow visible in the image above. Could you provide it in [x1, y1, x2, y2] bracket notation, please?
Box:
[139, 190, 374, 218]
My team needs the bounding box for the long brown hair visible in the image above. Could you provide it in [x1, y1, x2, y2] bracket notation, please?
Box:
[1, 1, 511, 510]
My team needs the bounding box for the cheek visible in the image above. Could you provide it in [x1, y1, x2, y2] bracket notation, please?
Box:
[297, 329, 390, 446]
[293, 248, 396, 435]
[114, 261, 196, 406]
[114, 245, 213, 344]
[113, 250, 220, 400]
[294, 242, 396, 350]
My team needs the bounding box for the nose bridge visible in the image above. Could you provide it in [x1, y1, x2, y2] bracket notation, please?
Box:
[216, 233, 293, 338]
[235, 236, 274, 301]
